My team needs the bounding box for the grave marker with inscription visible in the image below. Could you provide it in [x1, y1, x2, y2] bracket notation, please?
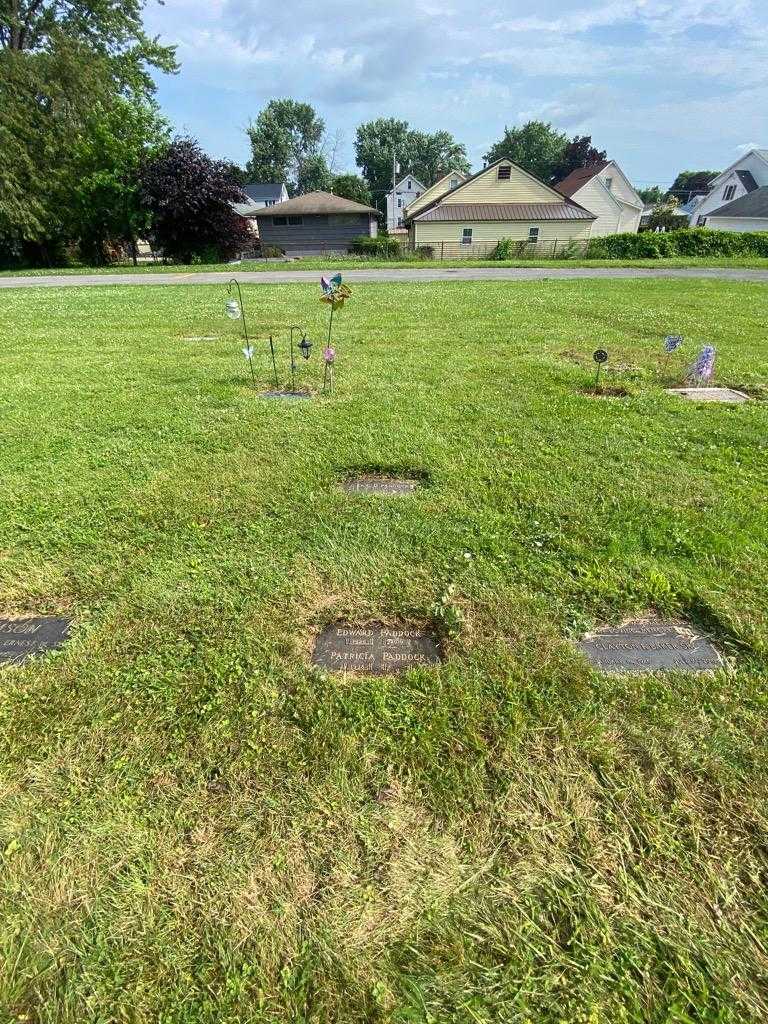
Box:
[0, 616, 72, 666]
[578, 617, 722, 674]
[341, 476, 420, 496]
[667, 387, 749, 404]
[313, 622, 442, 674]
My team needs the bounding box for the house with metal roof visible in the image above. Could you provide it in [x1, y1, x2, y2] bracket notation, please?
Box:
[705, 187, 768, 233]
[404, 157, 595, 258]
[253, 191, 379, 256]
[685, 149, 768, 229]
[555, 160, 643, 236]
[404, 170, 470, 221]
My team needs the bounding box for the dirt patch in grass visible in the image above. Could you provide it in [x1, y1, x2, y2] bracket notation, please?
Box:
[579, 385, 630, 398]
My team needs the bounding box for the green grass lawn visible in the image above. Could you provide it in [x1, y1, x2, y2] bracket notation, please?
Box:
[3, 255, 768, 275]
[1, 279, 767, 1023]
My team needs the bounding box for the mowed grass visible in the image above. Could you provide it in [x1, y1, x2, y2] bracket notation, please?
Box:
[3, 254, 768, 275]
[1, 279, 767, 1023]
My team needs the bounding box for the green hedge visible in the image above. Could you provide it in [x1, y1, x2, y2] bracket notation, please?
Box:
[349, 235, 402, 256]
[586, 228, 768, 259]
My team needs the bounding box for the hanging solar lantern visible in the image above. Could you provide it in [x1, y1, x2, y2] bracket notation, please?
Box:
[298, 335, 313, 360]
[225, 298, 241, 320]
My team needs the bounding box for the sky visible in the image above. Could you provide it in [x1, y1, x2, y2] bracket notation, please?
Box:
[143, 0, 768, 189]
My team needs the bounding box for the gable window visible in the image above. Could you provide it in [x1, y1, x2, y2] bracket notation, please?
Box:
[450, 177, 459, 188]
[272, 216, 288, 226]
[528, 226, 540, 244]
[407, 180, 412, 189]
[461, 227, 473, 245]
[605, 177, 613, 191]
[723, 184, 736, 201]
[288, 215, 303, 226]
[497, 165, 511, 180]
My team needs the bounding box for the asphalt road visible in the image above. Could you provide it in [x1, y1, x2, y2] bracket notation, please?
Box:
[1, 267, 767, 288]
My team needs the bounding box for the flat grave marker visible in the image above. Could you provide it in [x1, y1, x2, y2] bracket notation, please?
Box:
[0, 616, 72, 666]
[313, 622, 442, 674]
[261, 390, 312, 400]
[340, 475, 420, 496]
[667, 387, 749, 404]
[578, 617, 722, 674]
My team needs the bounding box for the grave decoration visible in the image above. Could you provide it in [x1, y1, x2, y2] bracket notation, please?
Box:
[662, 334, 684, 374]
[313, 622, 442, 674]
[592, 349, 608, 388]
[578, 616, 722, 674]
[685, 344, 716, 386]
[225, 279, 259, 388]
[320, 274, 351, 365]
[0, 616, 72, 666]
[341, 475, 420, 496]
[286, 326, 314, 394]
[322, 346, 336, 394]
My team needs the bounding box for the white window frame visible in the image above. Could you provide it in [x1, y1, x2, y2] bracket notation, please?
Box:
[461, 227, 473, 245]
[528, 226, 540, 244]
[604, 177, 613, 191]
[723, 184, 736, 201]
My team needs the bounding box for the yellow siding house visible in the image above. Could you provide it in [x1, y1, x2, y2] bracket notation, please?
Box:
[405, 157, 595, 257]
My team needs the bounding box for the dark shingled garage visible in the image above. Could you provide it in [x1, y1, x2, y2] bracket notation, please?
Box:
[254, 191, 380, 256]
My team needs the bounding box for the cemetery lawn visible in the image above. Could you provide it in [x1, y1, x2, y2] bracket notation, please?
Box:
[2, 255, 768, 275]
[1, 278, 768, 1024]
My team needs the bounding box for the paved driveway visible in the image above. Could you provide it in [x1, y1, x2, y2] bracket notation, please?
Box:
[1, 267, 767, 288]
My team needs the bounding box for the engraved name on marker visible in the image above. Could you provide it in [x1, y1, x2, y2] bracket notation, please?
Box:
[578, 617, 722, 674]
[313, 622, 442, 674]
[0, 617, 72, 666]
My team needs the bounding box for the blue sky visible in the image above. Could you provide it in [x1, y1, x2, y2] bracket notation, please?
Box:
[144, 0, 767, 188]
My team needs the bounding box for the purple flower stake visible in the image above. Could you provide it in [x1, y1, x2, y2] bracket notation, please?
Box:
[662, 334, 684, 376]
[686, 345, 716, 386]
[323, 346, 336, 394]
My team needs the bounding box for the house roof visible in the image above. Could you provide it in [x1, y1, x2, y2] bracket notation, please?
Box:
[414, 202, 595, 222]
[708, 148, 768, 188]
[253, 191, 379, 217]
[707, 186, 768, 220]
[243, 183, 286, 202]
[554, 161, 610, 198]
[406, 157, 592, 223]
[388, 174, 427, 196]
[735, 170, 759, 192]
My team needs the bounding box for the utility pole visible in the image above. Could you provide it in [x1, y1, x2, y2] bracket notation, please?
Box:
[392, 151, 398, 232]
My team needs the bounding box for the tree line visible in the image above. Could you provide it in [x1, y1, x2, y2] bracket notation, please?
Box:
[1, 2, 720, 267]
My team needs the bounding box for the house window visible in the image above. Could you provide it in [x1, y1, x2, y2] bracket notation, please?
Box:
[461, 227, 473, 245]
[272, 216, 288, 226]
[397, 198, 402, 208]
[288, 215, 303, 226]
[528, 226, 540, 244]
[398, 218, 404, 227]
[697, 215, 707, 226]
[264, 200, 275, 206]
[605, 177, 613, 191]
[407, 180, 412, 189]
[450, 178, 459, 188]
[497, 165, 511, 180]
[723, 185, 736, 201]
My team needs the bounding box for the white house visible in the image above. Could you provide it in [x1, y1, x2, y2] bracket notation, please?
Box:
[686, 149, 768, 228]
[385, 174, 427, 230]
[706, 189, 768, 233]
[555, 160, 643, 236]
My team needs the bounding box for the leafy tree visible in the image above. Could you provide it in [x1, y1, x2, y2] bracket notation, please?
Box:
[551, 135, 607, 182]
[483, 121, 568, 182]
[331, 174, 372, 206]
[667, 170, 718, 202]
[354, 118, 469, 202]
[245, 99, 325, 195]
[296, 154, 332, 194]
[139, 138, 252, 263]
[646, 196, 687, 231]
[65, 98, 170, 263]
[637, 185, 665, 206]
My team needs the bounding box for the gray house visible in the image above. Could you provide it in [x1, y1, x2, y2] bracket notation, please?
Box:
[254, 191, 379, 256]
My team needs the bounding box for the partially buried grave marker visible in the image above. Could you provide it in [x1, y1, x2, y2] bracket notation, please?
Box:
[0, 616, 72, 666]
[341, 475, 420, 496]
[667, 387, 749, 404]
[313, 622, 442, 674]
[578, 617, 722, 674]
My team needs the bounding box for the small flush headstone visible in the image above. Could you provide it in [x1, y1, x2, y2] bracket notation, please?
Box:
[261, 390, 312, 400]
[0, 616, 72, 666]
[578, 617, 722, 674]
[313, 622, 442, 674]
[341, 475, 420, 496]
[667, 387, 749, 404]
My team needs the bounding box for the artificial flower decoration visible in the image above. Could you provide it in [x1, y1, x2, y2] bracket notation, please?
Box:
[664, 334, 684, 353]
[323, 346, 336, 364]
[687, 345, 716, 384]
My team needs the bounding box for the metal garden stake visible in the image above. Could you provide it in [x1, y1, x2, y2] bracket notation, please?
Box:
[593, 348, 608, 388]
[225, 279, 256, 388]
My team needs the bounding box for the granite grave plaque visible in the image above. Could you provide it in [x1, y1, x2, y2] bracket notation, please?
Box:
[667, 387, 749, 404]
[0, 616, 72, 666]
[341, 476, 420, 496]
[313, 622, 442, 674]
[578, 617, 722, 674]
[261, 390, 312, 400]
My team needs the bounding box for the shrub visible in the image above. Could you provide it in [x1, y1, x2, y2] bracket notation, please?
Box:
[415, 246, 434, 259]
[490, 238, 530, 260]
[261, 245, 283, 258]
[585, 228, 768, 260]
[349, 235, 401, 256]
